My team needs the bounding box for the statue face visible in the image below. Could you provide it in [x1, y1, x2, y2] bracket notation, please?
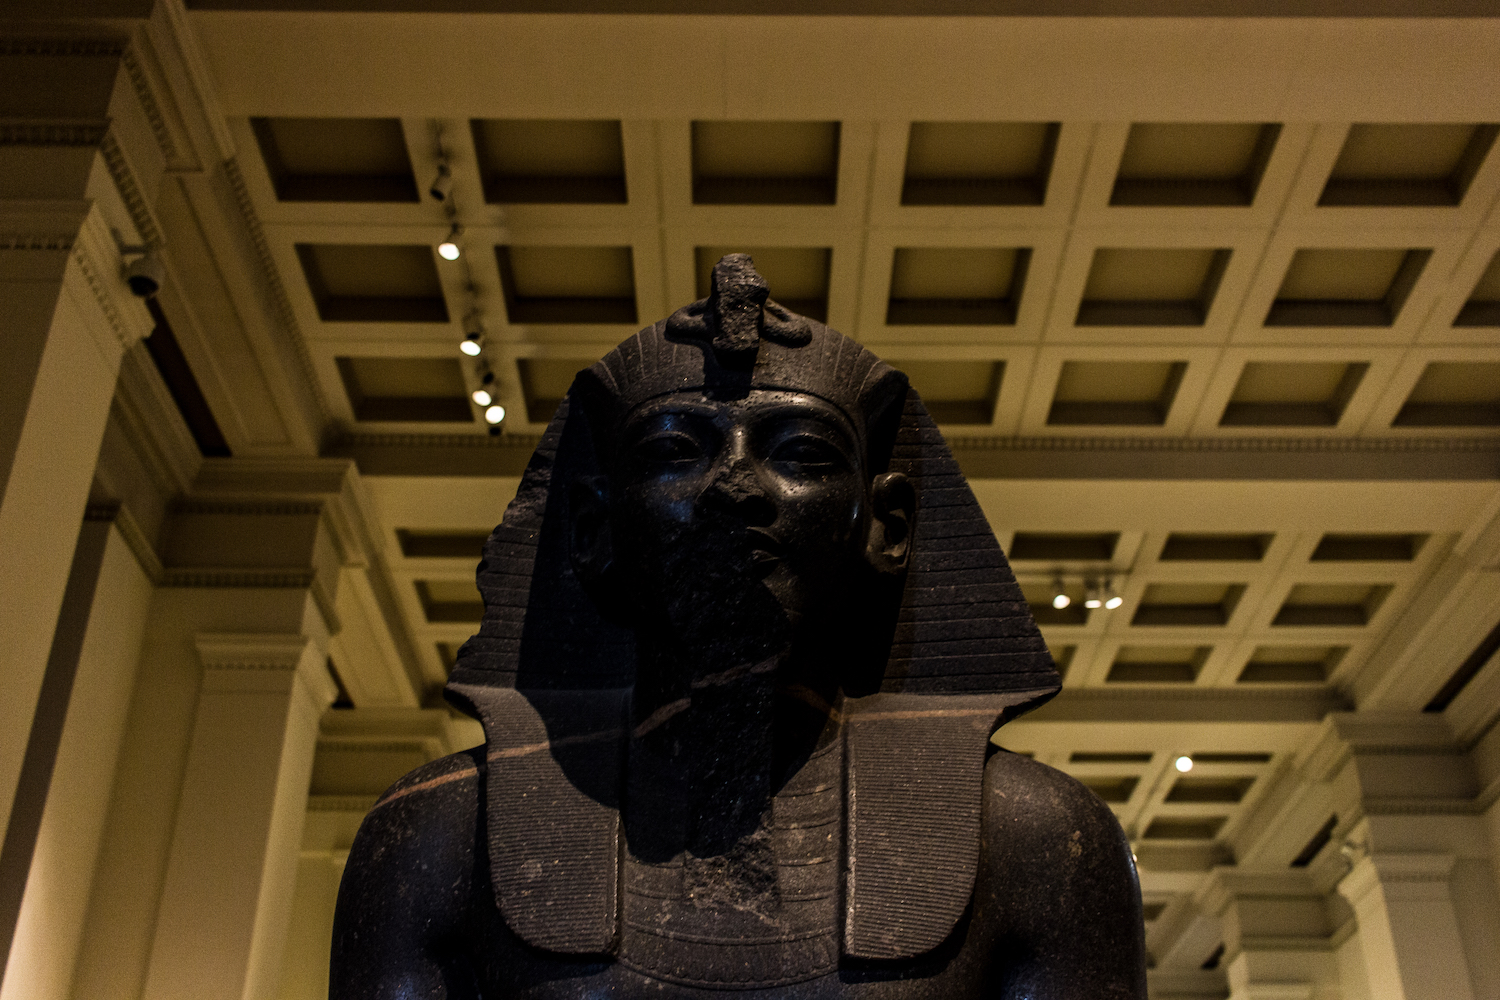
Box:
[609, 389, 869, 633]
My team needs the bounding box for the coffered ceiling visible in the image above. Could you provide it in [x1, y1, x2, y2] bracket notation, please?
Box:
[136, 11, 1500, 996]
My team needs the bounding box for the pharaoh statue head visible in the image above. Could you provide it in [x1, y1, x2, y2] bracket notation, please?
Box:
[444, 254, 1061, 975]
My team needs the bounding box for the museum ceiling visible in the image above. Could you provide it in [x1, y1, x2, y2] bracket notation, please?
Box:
[102, 10, 1500, 990]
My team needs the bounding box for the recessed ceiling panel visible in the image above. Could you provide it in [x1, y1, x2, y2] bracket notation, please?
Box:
[1159, 534, 1271, 561]
[1132, 583, 1245, 626]
[335, 356, 471, 422]
[472, 118, 626, 204]
[299, 244, 448, 322]
[887, 247, 1028, 325]
[1112, 122, 1279, 206]
[886, 358, 1002, 424]
[1273, 583, 1391, 626]
[1320, 123, 1499, 206]
[1049, 360, 1187, 426]
[517, 357, 590, 423]
[1393, 361, 1500, 426]
[1220, 361, 1368, 426]
[691, 120, 840, 205]
[1077, 248, 1230, 326]
[251, 117, 417, 202]
[1265, 247, 1429, 327]
[1455, 250, 1500, 326]
[1107, 645, 1210, 683]
[902, 121, 1058, 206]
[498, 245, 637, 324]
[1237, 645, 1347, 683]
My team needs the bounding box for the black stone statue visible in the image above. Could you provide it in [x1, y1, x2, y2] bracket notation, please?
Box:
[331, 255, 1147, 998]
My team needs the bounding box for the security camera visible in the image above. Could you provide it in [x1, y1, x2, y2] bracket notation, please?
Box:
[429, 161, 453, 202]
[124, 252, 164, 298]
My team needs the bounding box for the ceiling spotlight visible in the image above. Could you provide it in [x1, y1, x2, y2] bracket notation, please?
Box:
[471, 371, 495, 407]
[484, 404, 506, 425]
[1174, 755, 1194, 773]
[460, 337, 482, 357]
[1084, 580, 1103, 610]
[1104, 579, 1123, 611]
[1050, 577, 1070, 610]
[429, 160, 453, 202]
[437, 223, 461, 261]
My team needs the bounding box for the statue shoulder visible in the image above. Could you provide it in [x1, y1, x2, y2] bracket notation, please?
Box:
[333, 748, 486, 971]
[977, 750, 1149, 998]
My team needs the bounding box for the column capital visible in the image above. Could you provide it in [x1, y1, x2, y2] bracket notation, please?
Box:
[1338, 851, 1457, 907]
[194, 632, 337, 713]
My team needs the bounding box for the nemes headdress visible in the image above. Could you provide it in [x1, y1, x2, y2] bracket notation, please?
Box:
[447, 255, 1060, 970]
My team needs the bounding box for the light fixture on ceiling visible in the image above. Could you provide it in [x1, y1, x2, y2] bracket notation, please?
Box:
[429, 159, 453, 202]
[484, 404, 506, 425]
[1104, 578, 1123, 610]
[472, 370, 495, 407]
[1050, 576, 1070, 610]
[460, 308, 484, 356]
[1175, 755, 1194, 773]
[438, 222, 462, 261]
[1084, 579, 1103, 610]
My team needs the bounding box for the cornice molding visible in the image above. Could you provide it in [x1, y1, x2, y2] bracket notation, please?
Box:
[163, 567, 317, 590]
[195, 631, 310, 671]
[0, 118, 110, 146]
[119, 42, 180, 166]
[222, 155, 331, 424]
[0, 37, 123, 57]
[100, 131, 164, 248]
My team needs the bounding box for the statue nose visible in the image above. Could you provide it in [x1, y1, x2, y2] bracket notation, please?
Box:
[701, 453, 775, 526]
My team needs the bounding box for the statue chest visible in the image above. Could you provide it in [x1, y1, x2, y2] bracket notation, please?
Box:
[615, 736, 843, 989]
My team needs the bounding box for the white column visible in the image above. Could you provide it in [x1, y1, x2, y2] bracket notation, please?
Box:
[138, 632, 336, 1000]
[0, 516, 153, 1000]
[0, 32, 155, 840]
[1337, 851, 1476, 1000]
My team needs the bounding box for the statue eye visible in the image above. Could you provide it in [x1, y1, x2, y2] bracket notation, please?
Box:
[636, 432, 703, 465]
[770, 435, 842, 469]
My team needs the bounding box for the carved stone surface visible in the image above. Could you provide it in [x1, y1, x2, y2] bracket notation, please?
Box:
[331, 255, 1147, 998]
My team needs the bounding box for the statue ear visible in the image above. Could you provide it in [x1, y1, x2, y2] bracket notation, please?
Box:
[568, 476, 613, 586]
[865, 472, 915, 576]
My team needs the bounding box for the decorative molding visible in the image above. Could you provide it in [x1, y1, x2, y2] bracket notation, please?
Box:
[173, 499, 325, 518]
[0, 37, 123, 57]
[120, 43, 180, 165]
[0, 233, 74, 251]
[162, 568, 317, 590]
[222, 155, 332, 424]
[195, 632, 311, 672]
[100, 131, 163, 248]
[0, 119, 110, 146]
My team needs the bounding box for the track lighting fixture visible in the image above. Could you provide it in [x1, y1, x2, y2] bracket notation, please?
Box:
[1084, 580, 1103, 610]
[1104, 578, 1123, 610]
[460, 308, 484, 356]
[429, 159, 453, 202]
[438, 222, 461, 261]
[472, 371, 495, 407]
[1050, 577, 1070, 610]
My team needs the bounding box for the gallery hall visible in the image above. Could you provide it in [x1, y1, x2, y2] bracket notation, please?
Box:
[2, 1, 1499, 997]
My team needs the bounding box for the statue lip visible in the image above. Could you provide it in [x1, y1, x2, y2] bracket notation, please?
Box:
[746, 527, 781, 576]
